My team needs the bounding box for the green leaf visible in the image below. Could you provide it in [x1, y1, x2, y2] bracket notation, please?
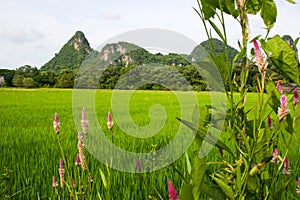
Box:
[261, 171, 270, 180]
[283, 114, 294, 134]
[275, 174, 295, 198]
[185, 153, 192, 175]
[208, 19, 226, 42]
[247, 175, 260, 194]
[266, 82, 281, 113]
[198, 183, 226, 200]
[236, 162, 242, 192]
[285, 0, 296, 4]
[224, 0, 239, 18]
[260, 0, 277, 29]
[180, 184, 194, 200]
[210, 53, 230, 84]
[199, 0, 217, 19]
[192, 156, 207, 200]
[211, 176, 235, 200]
[261, 35, 299, 85]
[192, 104, 200, 127]
[177, 117, 233, 155]
[99, 168, 108, 190]
[294, 37, 300, 46]
[246, 0, 262, 15]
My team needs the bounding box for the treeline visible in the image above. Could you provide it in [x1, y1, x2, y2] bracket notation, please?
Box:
[0, 64, 208, 91]
[0, 61, 295, 91]
[0, 66, 74, 88]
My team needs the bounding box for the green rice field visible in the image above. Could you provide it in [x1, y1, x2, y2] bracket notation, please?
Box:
[0, 88, 299, 199]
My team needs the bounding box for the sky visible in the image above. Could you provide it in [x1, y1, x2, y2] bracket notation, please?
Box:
[0, 0, 299, 70]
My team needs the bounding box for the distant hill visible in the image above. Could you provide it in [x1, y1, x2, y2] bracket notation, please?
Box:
[39, 30, 240, 75]
[190, 38, 239, 62]
[99, 41, 151, 66]
[41, 31, 92, 73]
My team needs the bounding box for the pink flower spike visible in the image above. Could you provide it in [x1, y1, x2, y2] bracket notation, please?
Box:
[253, 39, 268, 73]
[283, 156, 291, 175]
[59, 158, 63, 169]
[75, 154, 81, 166]
[281, 95, 288, 107]
[53, 113, 60, 134]
[253, 39, 260, 52]
[82, 107, 86, 119]
[278, 95, 290, 121]
[59, 158, 65, 188]
[71, 178, 75, 187]
[267, 115, 273, 130]
[89, 175, 93, 183]
[52, 176, 58, 188]
[107, 112, 114, 130]
[276, 83, 283, 94]
[294, 89, 299, 105]
[271, 148, 278, 163]
[297, 178, 300, 195]
[81, 108, 88, 135]
[136, 158, 141, 172]
[78, 132, 83, 141]
[168, 180, 179, 200]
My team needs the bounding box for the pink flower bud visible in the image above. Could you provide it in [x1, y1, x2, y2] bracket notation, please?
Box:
[136, 158, 141, 172]
[53, 113, 60, 134]
[81, 108, 88, 135]
[59, 158, 63, 169]
[75, 154, 81, 166]
[276, 83, 283, 94]
[52, 176, 58, 188]
[283, 156, 290, 175]
[78, 132, 83, 141]
[107, 112, 114, 130]
[271, 148, 278, 163]
[218, 148, 223, 156]
[168, 180, 179, 200]
[253, 39, 268, 73]
[278, 95, 290, 121]
[267, 115, 273, 130]
[294, 89, 299, 105]
[71, 178, 75, 187]
[297, 178, 300, 195]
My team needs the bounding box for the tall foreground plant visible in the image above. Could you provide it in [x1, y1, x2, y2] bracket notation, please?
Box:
[178, 0, 299, 199]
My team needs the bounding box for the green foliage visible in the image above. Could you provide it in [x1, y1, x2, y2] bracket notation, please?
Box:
[23, 77, 37, 88]
[0, 69, 15, 87]
[12, 65, 39, 87]
[246, 0, 262, 15]
[261, 35, 299, 85]
[41, 31, 92, 73]
[56, 69, 75, 88]
[260, 0, 277, 29]
[177, 0, 300, 199]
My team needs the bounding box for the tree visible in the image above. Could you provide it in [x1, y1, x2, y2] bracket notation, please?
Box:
[12, 65, 39, 87]
[56, 69, 75, 88]
[0, 69, 15, 87]
[23, 77, 37, 88]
